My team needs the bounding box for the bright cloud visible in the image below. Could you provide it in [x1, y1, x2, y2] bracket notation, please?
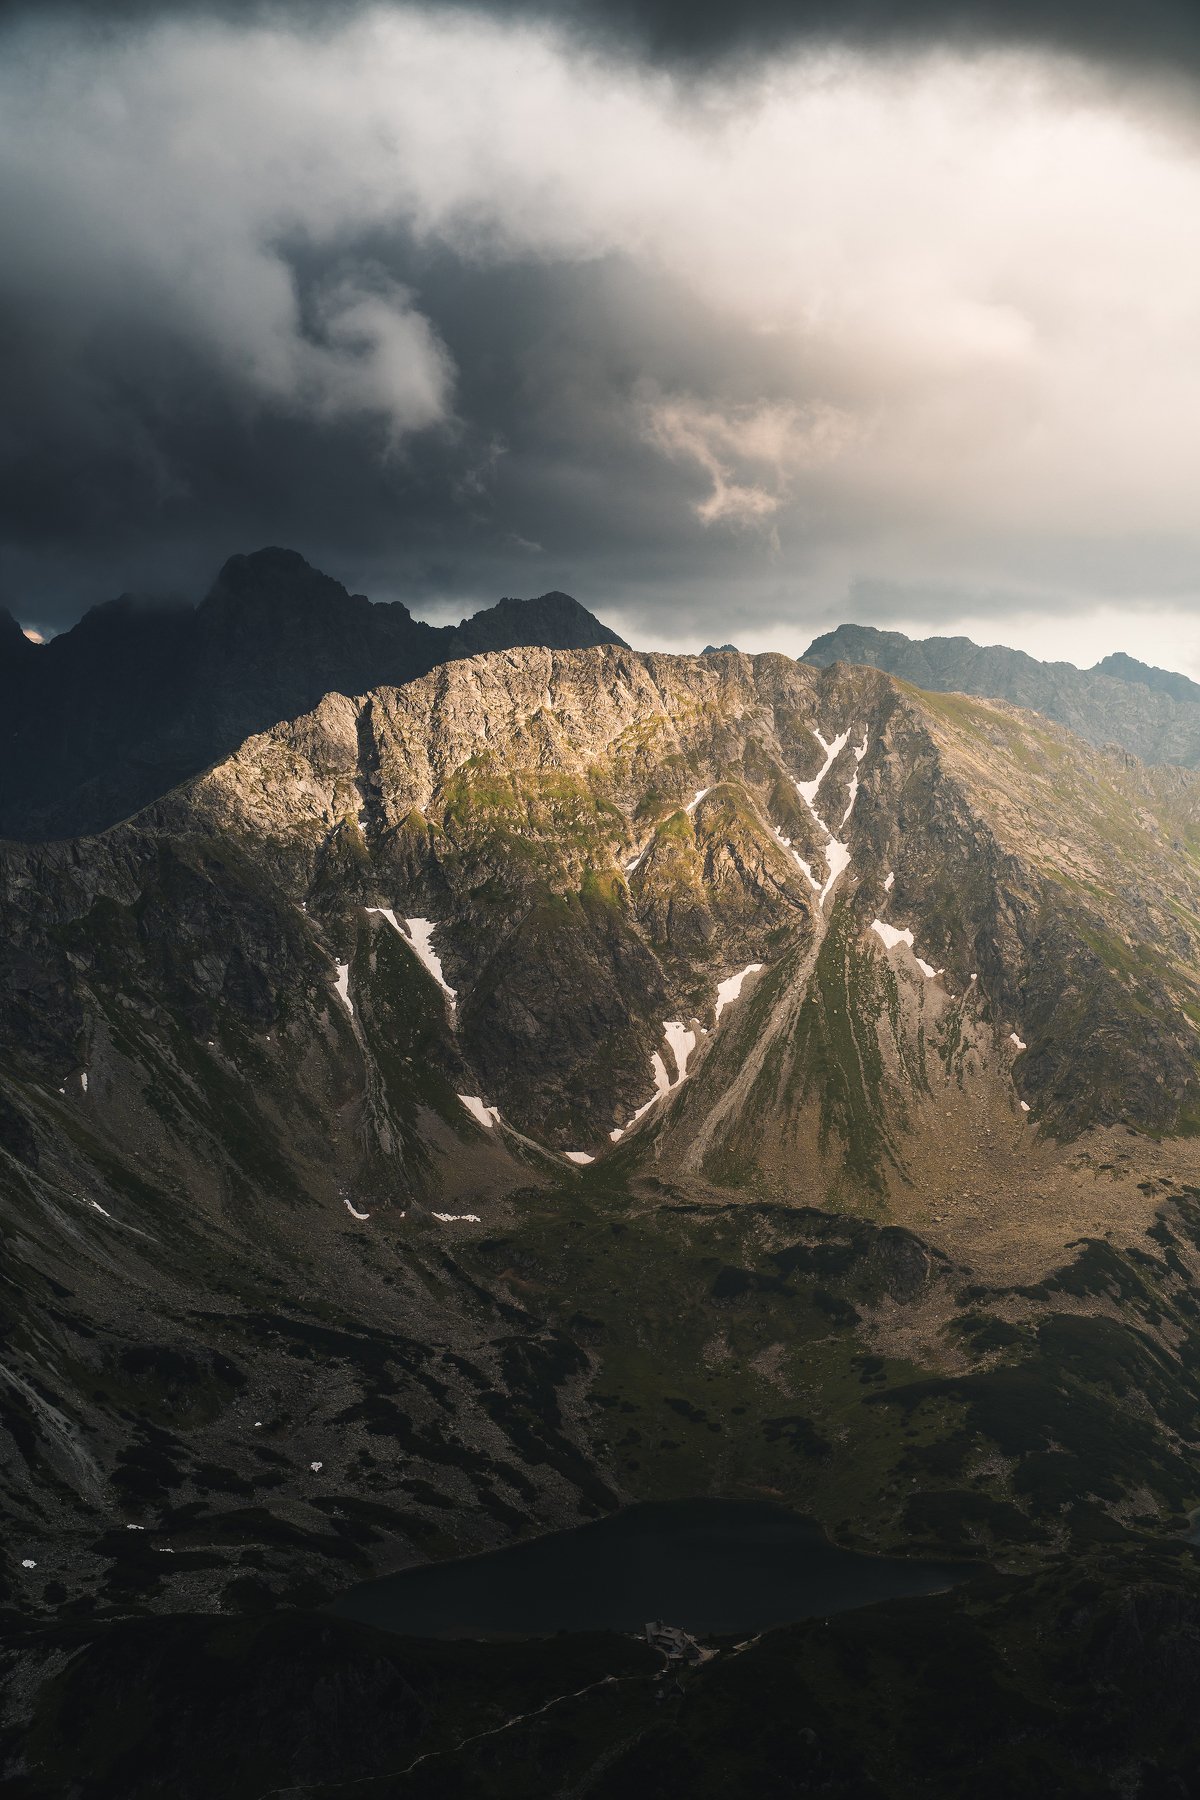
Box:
[6, 6, 1200, 643]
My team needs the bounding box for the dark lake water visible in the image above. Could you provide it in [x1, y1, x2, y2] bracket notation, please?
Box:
[330, 1499, 969, 1640]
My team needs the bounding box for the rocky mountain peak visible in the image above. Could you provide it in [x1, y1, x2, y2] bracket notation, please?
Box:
[1093, 649, 1200, 707]
[448, 590, 628, 657]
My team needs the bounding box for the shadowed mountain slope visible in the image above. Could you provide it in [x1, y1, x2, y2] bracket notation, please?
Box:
[0, 549, 625, 842]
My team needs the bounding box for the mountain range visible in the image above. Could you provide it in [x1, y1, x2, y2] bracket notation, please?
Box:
[804, 620, 1200, 766]
[8, 573, 1200, 1793]
[0, 547, 625, 841]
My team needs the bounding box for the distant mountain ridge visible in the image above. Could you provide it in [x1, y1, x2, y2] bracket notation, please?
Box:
[803, 622, 1200, 768]
[0, 548, 626, 840]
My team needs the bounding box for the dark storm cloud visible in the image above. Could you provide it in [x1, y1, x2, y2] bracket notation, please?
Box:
[6, 0, 1200, 673]
[10, 0, 1200, 72]
[0, 226, 798, 633]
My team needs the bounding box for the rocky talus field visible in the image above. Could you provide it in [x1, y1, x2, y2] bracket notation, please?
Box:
[7, 644, 1200, 1794]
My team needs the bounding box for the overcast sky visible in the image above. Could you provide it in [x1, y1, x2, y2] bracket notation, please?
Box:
[7, 1, 1200, 674]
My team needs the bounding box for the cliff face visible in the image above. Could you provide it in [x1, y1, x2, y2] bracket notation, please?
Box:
[163, 643, 1200, 1156]
[805, 621, 1200, 768]
[8, 643, 1200, 1621]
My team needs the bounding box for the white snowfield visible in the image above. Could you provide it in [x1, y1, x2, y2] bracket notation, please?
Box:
[367, 909, 459, 1005]
[870, 918, 937, 979]
[563, 1150, 594, 1165]
[714, 963, 764, 1021]
[610, 1049, 673, 1142]
[839, 733, 869, 829]
[611, 958, 765, 1143]
[333, 962, 353, 1017]
[870, 920, 914, 952]
[433, 1211, 482, 1223]
[795, 727, 849, 820]
[458, 1094, 502, 1129]
[663, 1019, 698, 1084]
[771, 823, 817, 888]
[788, 725, 865, 908]
[404, 918, 457, 998]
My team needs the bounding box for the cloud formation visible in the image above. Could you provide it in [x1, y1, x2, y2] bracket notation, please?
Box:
[4, 1, 1200, 670]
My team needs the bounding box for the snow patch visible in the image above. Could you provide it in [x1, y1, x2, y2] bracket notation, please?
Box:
[714, 963, 763, 1021]
[684, 787, 711, 815]
[310, 1461, 323, 1472]
[610, 1049, 673, 1142]
[367, 912, 459, 1006]
[21, 1559, 35, 1569]
[90, 1200, 111, 1218]
[663, 1020, 698, 1084]
[458, 1094, 501, 1129]
[870, 920, 914, 951]
[839, 734, 867, 828]
[791, 726, 863, 907]
[1009, 1032, 1027, 1051]
[433, 1212, 482, 1223]
[342, 1198, 371, 1221]
[1020, 1101, 1031, 1113]
[818, 838, 851, 904]
[884, 870, 895, 891]
[405, 917, 457, 999]
[80, 1071, 88, 1094]
[333, 963, 353, 1017]
[564, 1151, 594, 1165]
[795, 727, 850, 818]
[872, 918, 936, 978]
[770, 824, 820, 892]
